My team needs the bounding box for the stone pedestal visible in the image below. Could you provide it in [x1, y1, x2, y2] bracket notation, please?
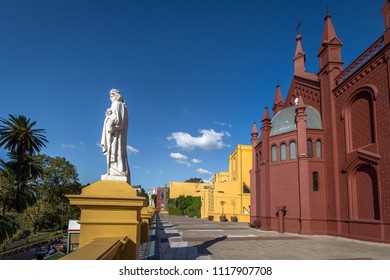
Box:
[101, 174, 127, 182]
[66, 180, 146, 259]
[140, 207, 153, 243]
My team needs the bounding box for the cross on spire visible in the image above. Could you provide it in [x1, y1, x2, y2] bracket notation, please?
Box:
[297, 19, 302, 34]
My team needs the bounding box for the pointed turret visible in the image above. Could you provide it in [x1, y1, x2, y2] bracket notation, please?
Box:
[295, 95, 307, 155]
[294, 33, 306, 75]
[320, 15, 339, 45]
[294, 94, 311, 234]
[381, 0, 390, 43]
[251, 122, 258, 135]
[317, 13, 343, 71]
[251, 122, 258, 146]
[260, 106, 272, 163]
[261, 107, 271, 124]
[296, 94, 306, 110]
[317, 11, 344, 232]
[272, 84, 285, 116]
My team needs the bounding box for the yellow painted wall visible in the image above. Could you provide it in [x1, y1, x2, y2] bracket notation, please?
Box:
[169, 145, 252, 222]
[169, 181, 210, 198]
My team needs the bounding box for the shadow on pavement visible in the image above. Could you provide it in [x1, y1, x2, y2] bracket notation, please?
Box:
[192, 235, 227, 259]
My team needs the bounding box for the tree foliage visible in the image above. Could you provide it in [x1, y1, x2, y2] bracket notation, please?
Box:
[151, 194, 157, 207]
[168, 195, 201, 217]
[0, 114, 47, 209]
[184, 177, 204, 183]
[0, 214, 18, 244]
[26, 155, 82, 232]
[0, 114, 83, 245]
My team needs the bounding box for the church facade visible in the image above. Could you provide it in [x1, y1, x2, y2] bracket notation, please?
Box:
[250, 1, 390, 243]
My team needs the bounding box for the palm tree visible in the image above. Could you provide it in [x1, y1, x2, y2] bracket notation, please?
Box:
[0, 114, 47, 159]
[0, 215, 17, 244]
[0, 160, 16, 215]
[0, 114, 47, 212]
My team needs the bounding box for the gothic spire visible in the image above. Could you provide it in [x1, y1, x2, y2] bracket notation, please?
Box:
[294, 28, 306, 75]
[272, 84, 284, 115]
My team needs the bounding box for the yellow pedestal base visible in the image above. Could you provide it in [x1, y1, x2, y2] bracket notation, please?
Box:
[66, 180, 146, 259]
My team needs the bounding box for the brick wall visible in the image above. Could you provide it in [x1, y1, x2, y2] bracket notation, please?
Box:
[334, 51, 390, 228]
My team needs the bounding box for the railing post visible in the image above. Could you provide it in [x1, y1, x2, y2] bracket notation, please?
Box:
[65, 180, 146, 259]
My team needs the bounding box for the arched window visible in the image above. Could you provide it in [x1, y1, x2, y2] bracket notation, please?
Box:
[316, 140, 322, 158]
[313, 172, 319, 192]
[307, 139, 313, 158]
[280, 144, 286, 161]
[343, 89, 377, 153]
[271, 145, 277, 162]
[290, 141, 297, 159]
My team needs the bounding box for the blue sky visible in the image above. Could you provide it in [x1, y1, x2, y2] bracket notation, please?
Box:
[0, 0, 385, 190]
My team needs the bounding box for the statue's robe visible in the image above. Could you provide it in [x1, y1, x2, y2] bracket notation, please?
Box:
[101, 100, 130, 184]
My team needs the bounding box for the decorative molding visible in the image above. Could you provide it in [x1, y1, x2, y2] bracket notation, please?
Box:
[341, 149, 381, 173]
[334, 56, 384, 98]
[340, 84, 378, 121]
[295, 86, 320, 103]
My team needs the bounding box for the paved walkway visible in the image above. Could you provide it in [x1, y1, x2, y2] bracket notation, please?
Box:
[141, 214, 390, 260]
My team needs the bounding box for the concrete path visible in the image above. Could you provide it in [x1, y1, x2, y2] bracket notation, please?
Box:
[141, 214, 390, 260]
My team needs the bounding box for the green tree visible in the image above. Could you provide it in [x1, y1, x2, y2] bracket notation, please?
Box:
[151, 194, 157, 207]
[0, 158, 38, 215]
[168, 195, 201, 217]
[0, 161, 16, 215]
[22, 199, 50, 234]
[184, 177, 204, 183]
[32, 155, 82, 231]
[176, 195, 192, 215]
[0, 215, 17, 245]
[0, 114, 47, 212]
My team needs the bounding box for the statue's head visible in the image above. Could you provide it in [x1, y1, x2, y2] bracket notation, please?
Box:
[109, 88, 124, 103]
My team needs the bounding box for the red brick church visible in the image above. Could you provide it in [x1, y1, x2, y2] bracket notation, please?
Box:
[250, 1, 390, 243]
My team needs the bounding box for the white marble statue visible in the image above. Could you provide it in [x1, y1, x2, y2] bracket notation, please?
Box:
[101, 89, 131, 184]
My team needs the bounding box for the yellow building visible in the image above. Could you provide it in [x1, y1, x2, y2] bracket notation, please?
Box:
[169, 144, 252, 222]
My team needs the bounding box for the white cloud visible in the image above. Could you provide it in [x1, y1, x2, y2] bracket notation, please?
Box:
[192, 158, 202, 164]
[196, 168, 213, 175]
[61, 143, 75, 149]
[225, 131, 231, 137]
[170, 152, 191, 167]
[127, 145, 139, 154]
[169, 152, 188, 160]
[167, 129, 226, 151]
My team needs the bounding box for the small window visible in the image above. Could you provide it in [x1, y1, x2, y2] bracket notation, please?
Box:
[243, 183, 250, 194]
[307, 140, 313, 158]
[280, 144, 286, 161]
[313, 172, 319, 192]
[316, 140, 322, 158]
[271, 145, 277, 162]
[290, 141, 297, 159]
